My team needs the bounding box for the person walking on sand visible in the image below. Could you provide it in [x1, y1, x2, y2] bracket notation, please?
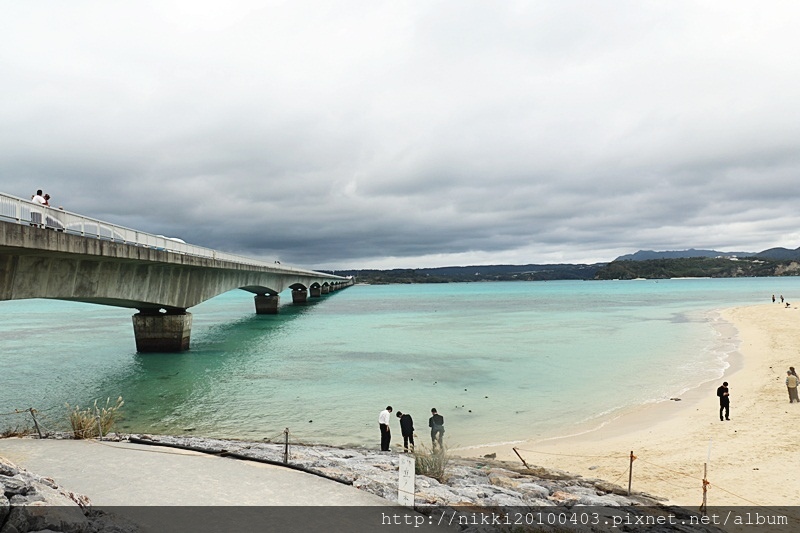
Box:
[717, 381, 730, 421]
[379, 406, 393, 451]
[786, 371, 799, 403]
[429, 408, 445, 449]
[396, 411, 415, 452]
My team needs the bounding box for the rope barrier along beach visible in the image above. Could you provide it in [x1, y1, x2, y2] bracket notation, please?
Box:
[512, 446, 629, 460]
[0, 408, 32, 417]
[510, 445, 790, 510]
[0, 408, 48, 438]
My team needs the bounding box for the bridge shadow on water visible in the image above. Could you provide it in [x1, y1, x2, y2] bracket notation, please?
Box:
[90, 297, 332, 436]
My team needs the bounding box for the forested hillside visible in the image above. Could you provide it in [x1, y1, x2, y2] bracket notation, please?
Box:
[595, 257, 800, 280]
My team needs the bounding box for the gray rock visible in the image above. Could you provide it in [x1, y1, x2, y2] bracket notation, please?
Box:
[548, 490, 581, 505]
[0, 453, 137, 533]
[515, 481, 550, 499]
[415, 485, 467, 506]
[487, 473, 519, 490]
[448, 485, 490, 500]
[578, 493, 622, 506]
[1, 476, 31, 496]
[0, 494, 9, 527]
[9, 492, 45, 505]
[4, 503, 89, 533]
[0, 457, 20, 477]
[414, 476, 441, 489]
[482, 492, 528, 507]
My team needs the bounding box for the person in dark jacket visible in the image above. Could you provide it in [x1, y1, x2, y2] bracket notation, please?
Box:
[396, 411, 415, 452]
[716, 382, 730, 421]
[429, 408, 445, 449]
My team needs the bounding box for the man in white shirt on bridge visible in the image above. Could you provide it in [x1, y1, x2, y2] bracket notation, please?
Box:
[30, 189, 46, 227]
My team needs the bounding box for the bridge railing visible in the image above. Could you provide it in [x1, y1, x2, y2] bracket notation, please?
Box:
[0, 192, 338, 276]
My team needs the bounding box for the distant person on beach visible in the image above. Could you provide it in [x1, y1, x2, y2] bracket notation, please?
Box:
[781, 295, 785, 304]
[773, 295, 776, 303]
[716, 382, 730, 421]
[429, 408, 445, 449]
[786, 371, 799, 403]
[396, 411, 415, 452]
[379, 406, 393, 451]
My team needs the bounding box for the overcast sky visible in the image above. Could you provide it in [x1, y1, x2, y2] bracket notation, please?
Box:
[3, 1, 800, 269]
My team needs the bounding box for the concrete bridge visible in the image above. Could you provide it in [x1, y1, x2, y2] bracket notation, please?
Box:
[0, 192, 353, 352]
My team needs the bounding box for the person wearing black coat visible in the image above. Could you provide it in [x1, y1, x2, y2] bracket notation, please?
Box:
[716, 382, 730, 421]
[429, 408, 445, 449]
[396, 411, 415, 452]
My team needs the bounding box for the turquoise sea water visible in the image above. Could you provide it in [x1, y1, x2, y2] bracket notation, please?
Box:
[1, 278, 797, 449]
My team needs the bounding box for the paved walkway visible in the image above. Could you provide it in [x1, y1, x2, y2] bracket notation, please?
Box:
[0, 438, 439, 533]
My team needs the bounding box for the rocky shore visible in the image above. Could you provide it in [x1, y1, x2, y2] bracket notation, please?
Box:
[129, 434, 657, 507]
[1, 433, 726, 532]
[129, 434, 724, 532]
[0, 453, 135, 533]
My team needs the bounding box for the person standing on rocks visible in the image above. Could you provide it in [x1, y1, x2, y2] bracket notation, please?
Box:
[396, 411, 415, 452]
[716, 381, 730, 421]
[378, 406, 393, 451]
[429, 408, 445, 449]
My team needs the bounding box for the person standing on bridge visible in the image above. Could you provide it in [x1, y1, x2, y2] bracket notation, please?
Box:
[378, 406, 393, 451]
[30, 190, 47, 227]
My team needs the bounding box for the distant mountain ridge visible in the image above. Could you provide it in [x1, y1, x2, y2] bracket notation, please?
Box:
[323, 246, 800, 284]
[616, 247, 800, 261]
[324, 263, 604, 283]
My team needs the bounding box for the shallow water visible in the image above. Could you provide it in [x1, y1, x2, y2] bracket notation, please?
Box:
[1, 277, 796, 448]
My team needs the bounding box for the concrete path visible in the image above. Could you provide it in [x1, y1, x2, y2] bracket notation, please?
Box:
[0, 438, 444, 533]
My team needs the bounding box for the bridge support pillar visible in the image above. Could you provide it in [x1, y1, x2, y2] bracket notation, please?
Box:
[310, 286, 322, 298]
[132, 311, 192, 352]
[254, 294, 279, 314]
[291, 288, 308, 304]
[321, 285, 330, 294]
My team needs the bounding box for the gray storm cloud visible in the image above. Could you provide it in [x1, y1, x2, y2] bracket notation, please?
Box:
[2, 1, 800, 269]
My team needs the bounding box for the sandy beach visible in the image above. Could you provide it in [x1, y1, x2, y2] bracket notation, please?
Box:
[465, 303, 800, 509]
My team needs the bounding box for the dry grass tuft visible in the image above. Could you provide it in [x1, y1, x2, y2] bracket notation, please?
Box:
[413, 443, 450, 482]
[67, 396, 124, 439]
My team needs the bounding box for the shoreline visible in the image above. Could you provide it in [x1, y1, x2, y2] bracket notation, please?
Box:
[454, 307, 742, 454]
[453, 307, 741, 454]
[460, 303, 800, 507]
[4, 302, 799, 513]
[472, 310, 744, 451]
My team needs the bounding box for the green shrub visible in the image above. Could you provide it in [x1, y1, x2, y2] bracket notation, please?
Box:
[67, 396, 124, 439]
